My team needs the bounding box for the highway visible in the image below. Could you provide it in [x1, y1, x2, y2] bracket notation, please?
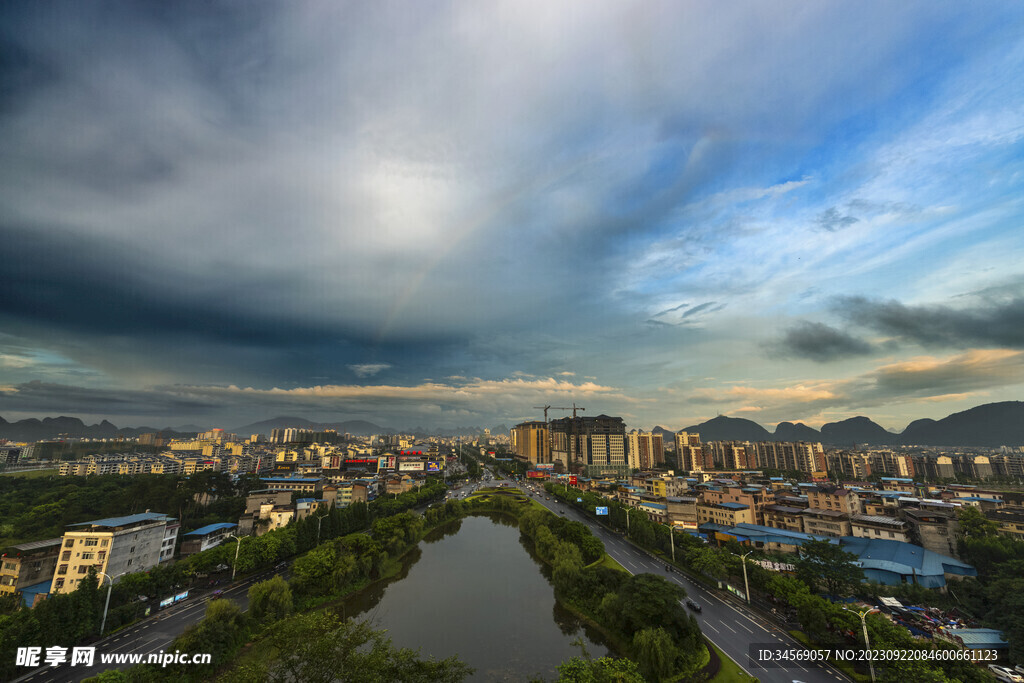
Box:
[514, 479, 850, 683]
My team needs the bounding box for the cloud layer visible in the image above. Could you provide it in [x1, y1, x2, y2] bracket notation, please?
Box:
[1, 2, 1023, 428]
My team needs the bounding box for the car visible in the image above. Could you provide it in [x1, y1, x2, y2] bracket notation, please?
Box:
[685, 599, 701, 613]
[989, 665, 1024, 683]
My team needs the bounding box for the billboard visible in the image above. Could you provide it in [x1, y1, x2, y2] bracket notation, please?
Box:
[344, 458, 378, 468]
[399, 461, 424, 471]
[426, 461, 441, 472]
[567, 475, 578, 486]
[535, 463, 555, 470]
[381, 456, 397, 470]
[527, 470, 547, 478]
[595, 507, 609, 515]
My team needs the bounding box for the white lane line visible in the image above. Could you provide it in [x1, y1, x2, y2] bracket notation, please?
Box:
[721, 622, 737, 634]
[702, 621, 719, 634]
[735, 620, 754, 635]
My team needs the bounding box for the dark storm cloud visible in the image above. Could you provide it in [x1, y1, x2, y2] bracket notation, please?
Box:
[0, 381, 215, 416]
[0, 224, 343, 347]
[768, 321, 875, 362]
[837, 294, 1024, 348]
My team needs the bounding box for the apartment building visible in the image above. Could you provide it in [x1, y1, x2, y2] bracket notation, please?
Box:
[0, 538, 62, 602]
[51, 512, 178, 595]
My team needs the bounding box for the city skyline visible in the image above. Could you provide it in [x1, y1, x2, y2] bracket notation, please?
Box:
[2, 2, 1024, 430]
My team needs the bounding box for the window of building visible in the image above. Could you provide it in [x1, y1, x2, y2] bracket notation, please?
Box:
[101, 539, 108, 547]
[127, 559, 133, 567]
[55, 579, 64, 589]
[84, 539, 98, 547]
[77, 566, 87, 574]
[3, 561, 17, 571]
[81, 552, 94, 560]
[57, 564, 67, 575]
[61, 551, 71, 561]
[64, 539, 74, 547]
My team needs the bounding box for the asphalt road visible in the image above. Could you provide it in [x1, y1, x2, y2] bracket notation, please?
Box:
[13, 566, 287, 683]
[517, 481, 850, 683]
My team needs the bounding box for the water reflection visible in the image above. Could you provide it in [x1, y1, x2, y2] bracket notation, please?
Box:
[331, 513, 610, 682]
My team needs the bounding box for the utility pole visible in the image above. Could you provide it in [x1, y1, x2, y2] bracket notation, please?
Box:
[740, 550, 752, 604]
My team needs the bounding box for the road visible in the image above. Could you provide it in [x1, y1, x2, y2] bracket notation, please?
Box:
[516, 481, 850, 683]
[13, 566, 288, 682]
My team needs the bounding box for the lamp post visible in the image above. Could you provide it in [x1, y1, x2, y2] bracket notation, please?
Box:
[666, 523, 676, 562]
[97, 571, 125, 637]
[314, 510, 330, 545]
[843, 606, 878, 683]
[739, 550, 752, 605]
[226, 534, 246, 581]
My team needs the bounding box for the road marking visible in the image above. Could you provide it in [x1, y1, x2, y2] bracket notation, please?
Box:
[721, 622, 737, 634]
[702, 621, 719, 634]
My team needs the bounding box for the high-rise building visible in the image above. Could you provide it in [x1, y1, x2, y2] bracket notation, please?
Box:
[549, 415, 627, 477]
[626, 430, 665, 470]
[510, 421, 550, 464]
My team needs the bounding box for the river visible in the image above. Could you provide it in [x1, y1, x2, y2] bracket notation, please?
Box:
[336, 513, 612, 682]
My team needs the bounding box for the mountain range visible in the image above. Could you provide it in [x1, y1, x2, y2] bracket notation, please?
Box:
[1, 401, 1021, 446]
[674, 402, 1024, 447]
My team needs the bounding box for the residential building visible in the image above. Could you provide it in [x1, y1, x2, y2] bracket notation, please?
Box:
[0, 538, 62, 603]
[626, 430, 664, 470]
[180, 523, 237, 557]
[51, 512, 177, 595]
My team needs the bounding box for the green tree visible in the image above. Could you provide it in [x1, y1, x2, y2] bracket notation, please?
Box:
[553, 655, 645, 682]
[221, 612, 472, 683]
[631, 627, 677, 682]
[795, 539, 864, 597]
[247, 575, 293, 623]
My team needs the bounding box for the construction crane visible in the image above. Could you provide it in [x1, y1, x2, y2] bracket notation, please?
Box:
[572, 403, 585, 418]
[533, 405, 571, 422]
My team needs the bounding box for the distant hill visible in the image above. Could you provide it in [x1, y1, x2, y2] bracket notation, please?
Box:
[0, 415, 196, 441]
[681, 415, 772, 442]
[820, 416, 897, 446]
[651, 425, 676, 440]
[773, 421, 822, 442]
[897, 401, 1024, 447]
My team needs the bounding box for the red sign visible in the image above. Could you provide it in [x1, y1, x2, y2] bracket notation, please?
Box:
[567, 475, 577, 486]
[527, 470, 546, 478]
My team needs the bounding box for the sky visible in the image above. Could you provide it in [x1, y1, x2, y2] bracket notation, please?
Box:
[2, 1, 1024, 433]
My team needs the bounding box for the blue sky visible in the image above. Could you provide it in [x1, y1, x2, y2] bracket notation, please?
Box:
[1, 1, 1023, 431]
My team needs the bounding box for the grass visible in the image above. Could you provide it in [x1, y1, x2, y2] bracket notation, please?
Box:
[0, 468, 57, 478]
[587, 553, 629, 574]
[707, 642, 758, 683]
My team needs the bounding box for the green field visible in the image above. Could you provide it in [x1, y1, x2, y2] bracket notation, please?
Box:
[0, 468, 57, 478]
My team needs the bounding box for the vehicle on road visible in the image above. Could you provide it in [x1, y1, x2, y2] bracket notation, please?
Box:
[685, 599, 702, 613]
[990, 665, 1024, 683]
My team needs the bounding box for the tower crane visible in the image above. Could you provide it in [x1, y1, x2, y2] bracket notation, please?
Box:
[533, 405, 571, 422]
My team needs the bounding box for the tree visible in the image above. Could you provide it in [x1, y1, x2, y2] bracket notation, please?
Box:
[795, 539, 864, 597]
[632, 627, 677, 681]
[247, 575, 293, 623]
[688, 547, 728, 581]
[220, 612, 472, 683]
[554, 655, 645, 682]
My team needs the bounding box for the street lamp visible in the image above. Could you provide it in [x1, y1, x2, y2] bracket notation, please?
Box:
[843, 606, 878, 683]
[314, 509, 330, 545]
[739, 550, 752, 605]
[665, 523, 676, 563]
[226, 534, 246, 581]
[97, 571, 126, 637]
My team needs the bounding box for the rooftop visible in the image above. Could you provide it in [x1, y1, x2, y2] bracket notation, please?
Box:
[68, 512, 173, 529]
[183, 522, 237, 537]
